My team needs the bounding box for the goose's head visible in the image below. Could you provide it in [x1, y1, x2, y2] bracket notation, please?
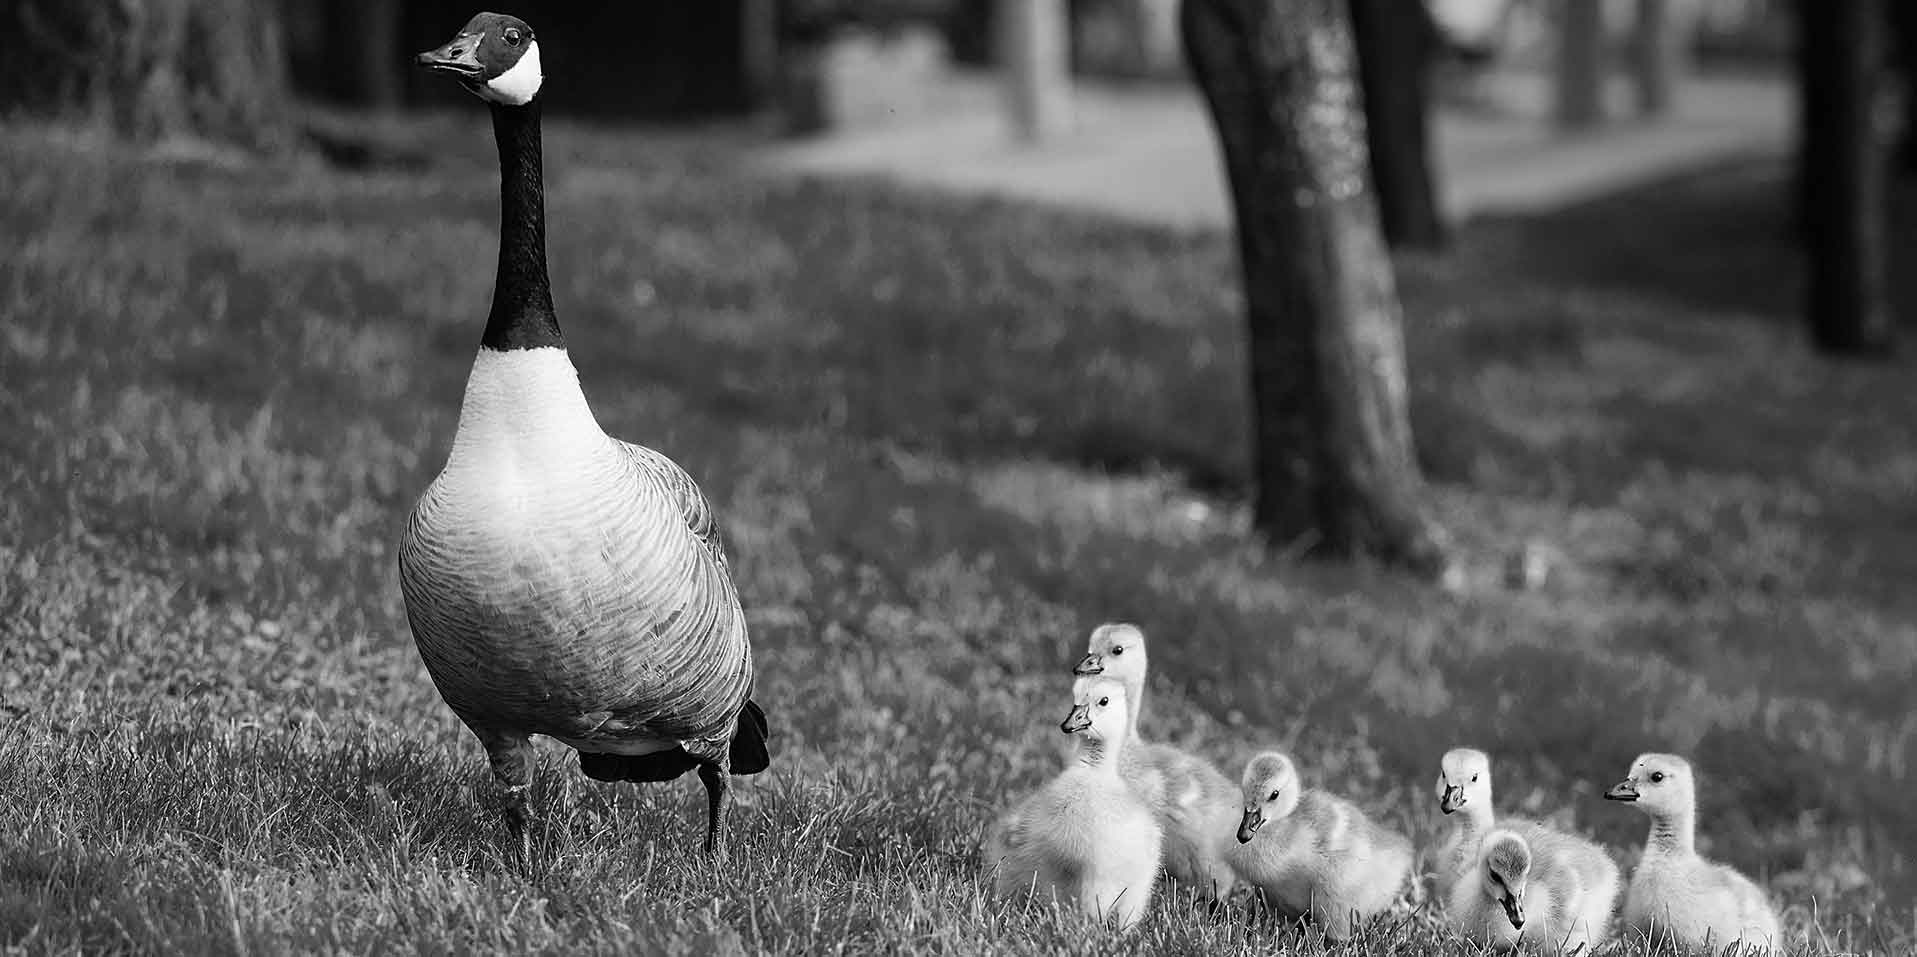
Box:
[1479, 829, 1532, 930]
[1236, 751, 1301, 843]
[1436, 747, 1492, 815]
[1605, 752, 1694, 817]
[1058, 675, 1130, 742]
[416, 12, 543, 106]
[1073, 622, 1147, 684]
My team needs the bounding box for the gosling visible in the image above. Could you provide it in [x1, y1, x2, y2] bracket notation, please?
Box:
[1605, 753, 1779, 953]
[1449, 827, 1621, 953]
[983, 676, 1164, 931]
[1228, 751, 1413, 941]
[1074, 623, 1239, 901]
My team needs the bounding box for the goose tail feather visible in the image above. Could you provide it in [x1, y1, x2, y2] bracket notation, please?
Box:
[729, 699, 770, 775]
[574, 700, 769, 782]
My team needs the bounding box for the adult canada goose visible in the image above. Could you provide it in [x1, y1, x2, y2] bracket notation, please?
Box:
[400, 12, 769, 860]
[1605, 754, 1779, 952]
[1228, 752, 1413, 941]
[1073, 623, 1239, 901]
[982, 677, 1164, 931]
[1447, 828, 1621, 953]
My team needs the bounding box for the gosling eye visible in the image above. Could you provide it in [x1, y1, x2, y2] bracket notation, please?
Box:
[1097, 696, 1109, 707]
[1649, 771, 1665, 784]
[1471, 774, 1479, 783]
[1111, 647, 1124, 656]
[503, 27, 523, 46]
[1266, 789, 1280, 802]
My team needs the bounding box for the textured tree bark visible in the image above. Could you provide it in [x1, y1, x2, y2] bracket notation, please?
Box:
[1181, 0, 1448, 575]
[1796, 0, 1895, 356]
[9, 0, 291, 151]
[1347, 0, 1446, 249]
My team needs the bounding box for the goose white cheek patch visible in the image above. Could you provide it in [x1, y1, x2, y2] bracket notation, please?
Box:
[483, 40, 542, 105]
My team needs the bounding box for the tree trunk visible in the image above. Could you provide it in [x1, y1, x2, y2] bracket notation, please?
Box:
[1631, 0, 1684, 117]
[1887, 0, 1917, 175]
[1556, 0, 1607, 130]
[999, 0, 1073, 142]
[1348, 0, 1447, 249]
[1180, 0, 1448, 575]
[9, 0, 291, 151]
[1796, 0, 1895, 356]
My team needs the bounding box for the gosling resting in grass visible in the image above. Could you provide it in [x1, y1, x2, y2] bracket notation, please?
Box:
[1074, 623, 1239, 901]
[1449, 827, 1621, 953]
[983, 677, 1164, 931]
[1606, 753, 1779, 953]
[1228, 751, 1414, 941]
[399, 12, 768, 863]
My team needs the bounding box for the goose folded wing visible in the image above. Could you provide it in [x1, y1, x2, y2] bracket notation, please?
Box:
[621, 442, 731, 567]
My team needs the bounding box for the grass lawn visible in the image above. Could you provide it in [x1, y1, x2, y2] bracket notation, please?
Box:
[2, 115, 1914, 954]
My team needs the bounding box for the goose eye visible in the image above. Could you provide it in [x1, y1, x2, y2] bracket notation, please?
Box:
[1267, 790, 1280, 802]
[1649, 771, 1665, 784]
[1471, 773, 1479, 782]
[1110, 647, 1124, 656]
[503, 28, 522, 46]
[1097, 696, 1110, 707]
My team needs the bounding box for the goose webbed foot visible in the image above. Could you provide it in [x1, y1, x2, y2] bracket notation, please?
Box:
[698, 762, 731, 859]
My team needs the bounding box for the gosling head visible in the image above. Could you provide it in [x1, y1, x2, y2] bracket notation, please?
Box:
[1236, 751, 1301, 844]
[1058, 675, 1130, 744]
[416, 12, 543, 106]
[1604, 752, 1694, 817]
[1073, 622, 1147, 684]
[1436, 747, 1492, 816]
[1480, 829, 1532, 930]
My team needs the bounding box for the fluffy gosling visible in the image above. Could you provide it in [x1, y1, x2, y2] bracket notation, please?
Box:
[1074, 623, 1239, 900]
[983, 676, 1164, 931]
[1228, 751, 1414, 941]
[1449, 827, 1622, 953]
[1605, 753, 1779, 953]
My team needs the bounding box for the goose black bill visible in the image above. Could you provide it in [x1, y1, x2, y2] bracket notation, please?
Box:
[1236, 806, 1264, 844]
[416, 37, 485, 78]
[1604, 780, 1639, 802]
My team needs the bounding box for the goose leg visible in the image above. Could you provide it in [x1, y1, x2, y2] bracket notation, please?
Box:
[478, 729, 537, 873]
[698, 761, 731, 858]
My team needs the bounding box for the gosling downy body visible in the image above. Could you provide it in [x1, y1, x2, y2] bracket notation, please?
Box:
[399, 12, 769, 860]
[985, 677, 1164, 931]
[1448, 827, 1621, 954]
[1074, 622, 1239, 900]
[1606, 754, 1779, 953]
[1228, 752, 1414, 941]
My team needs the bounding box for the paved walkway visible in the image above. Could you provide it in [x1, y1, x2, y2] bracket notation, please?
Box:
[756, 68, 1792, 229]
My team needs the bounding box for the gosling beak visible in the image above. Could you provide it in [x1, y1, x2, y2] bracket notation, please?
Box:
[1059, 704, 1091, 734]
[1072, 654, 1103, 676]
[1440, 784, 1467, 814]
[416, 34, 485, 78]
[1502, 895, 1525, 929]
[1236, 806, 1264, 844]
[1604, 779, 1639, 802]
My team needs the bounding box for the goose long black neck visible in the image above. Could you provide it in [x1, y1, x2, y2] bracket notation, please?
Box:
[481, 100, 562, 351]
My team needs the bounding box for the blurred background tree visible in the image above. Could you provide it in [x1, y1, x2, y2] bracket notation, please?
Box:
[1181, 0, 1449, 576]
[5, 0, 293, 151]
[1348, 0, 1446, 249]
[1795, 0, 1895, 356]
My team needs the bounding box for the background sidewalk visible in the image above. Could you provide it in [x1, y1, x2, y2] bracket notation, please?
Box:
[757, 67, 1792, 228]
